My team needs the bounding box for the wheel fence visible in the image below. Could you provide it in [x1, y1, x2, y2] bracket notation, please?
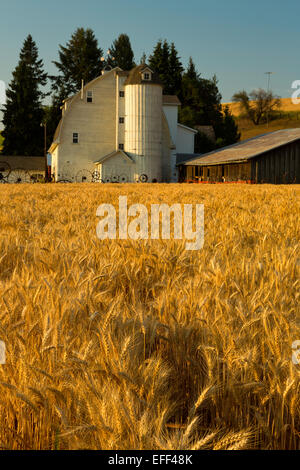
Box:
[76, 169, 93, 183]
[139, 174, 148, 183]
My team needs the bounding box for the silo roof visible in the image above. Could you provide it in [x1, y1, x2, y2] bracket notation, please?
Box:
[124, 65, 162, 86]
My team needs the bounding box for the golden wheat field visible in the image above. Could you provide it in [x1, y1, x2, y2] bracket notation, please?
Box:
[0, 183, 299, 450]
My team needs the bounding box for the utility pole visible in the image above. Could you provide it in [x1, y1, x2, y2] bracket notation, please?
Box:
[265, 72, 273, 128]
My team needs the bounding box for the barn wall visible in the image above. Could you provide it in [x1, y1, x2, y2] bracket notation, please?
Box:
[184, 162, 251, 182]
[252, 141, 300, 184]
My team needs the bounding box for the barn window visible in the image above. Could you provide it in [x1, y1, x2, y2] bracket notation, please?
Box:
[73, 133, 79, 144]
[143, 72, 151, 81]
[87, 91, 93, 103]
[119, 91, 125, 97]
[119, 143, 124, 150]
[119, 117, 125, 124]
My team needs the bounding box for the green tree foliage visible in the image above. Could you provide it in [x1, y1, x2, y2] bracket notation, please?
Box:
[1, 35, 47, 156]
[149, 40, 183, 95]
[218, 105, 241, 146]
[180, 58, 240, 151]
[232, 88, 281, 125]
[194, 132, 216, 154]
[108, 34, 135, 70]
[51, 27, 103, 97]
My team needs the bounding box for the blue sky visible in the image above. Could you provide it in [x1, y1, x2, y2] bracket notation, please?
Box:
[0, 0, 300, 118]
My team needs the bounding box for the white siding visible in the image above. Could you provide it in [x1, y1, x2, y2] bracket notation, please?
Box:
[54, 71, 117, 181]
[177, 125, 196, 154]
[125, 84, 163, 182]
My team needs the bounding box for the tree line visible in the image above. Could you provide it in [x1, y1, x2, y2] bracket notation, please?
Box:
[1, 28, 240, 157]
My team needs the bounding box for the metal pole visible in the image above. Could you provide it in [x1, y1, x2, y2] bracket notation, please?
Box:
[265, 72, 273, 128]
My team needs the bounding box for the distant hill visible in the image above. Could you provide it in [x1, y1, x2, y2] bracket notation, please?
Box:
[222, 97, 300, 116]
[222, 98, 300, 141]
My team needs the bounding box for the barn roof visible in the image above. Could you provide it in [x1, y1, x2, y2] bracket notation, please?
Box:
[124, 65, 162, 86]
[0, 156, 45, 171]
[179, 128, 300, 166]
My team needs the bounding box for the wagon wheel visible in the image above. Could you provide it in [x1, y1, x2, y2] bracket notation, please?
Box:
[29, 174, 38, 183]
[92, 170, 101, 183]
[7, 169, 30, 184]
[0, 162, 11, 180]
[139, 174, 148, 183]
[76, 169, 92, 183]
[104, 176, 111, 183]
[111, 175, 119, 183]
[119, 174, 128, 183]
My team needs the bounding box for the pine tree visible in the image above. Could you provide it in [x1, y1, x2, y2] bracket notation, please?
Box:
[217, 106, 241, 146]
[180, 60, 240, 149]
[185, 57, 199, 81]
[1, 35, 47, 156]
[149, 40, 183, 95]
[149, 40, 164, 76]
[51, 27, 103, 97]
[108, 34, 135, 70]
[168, 43, 184, 97]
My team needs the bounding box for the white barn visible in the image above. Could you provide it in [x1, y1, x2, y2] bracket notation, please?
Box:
[49, 65, 197, 183]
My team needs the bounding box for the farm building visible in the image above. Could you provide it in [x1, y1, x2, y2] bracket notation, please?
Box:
[0, 156, 46, 183]
[177, 129, 300, 184]
[49, 64, 197, 183]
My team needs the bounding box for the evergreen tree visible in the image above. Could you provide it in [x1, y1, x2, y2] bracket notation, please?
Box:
[108, 34, 135, 70]
[1, 35, 47, 156]
[216, 105, 241, 146]
[149, 40, 183, 95]
[51, 27, 103, 97]
[168, 43, 184, 97]
[185, 57, 199, 81]
[180, 59, 240, 150]
[149, 40, 164, 76]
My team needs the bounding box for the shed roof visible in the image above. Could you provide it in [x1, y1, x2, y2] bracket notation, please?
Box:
[163, 95, 181, 106]
[0, 156, 45, 171]
[179, 128, 300, 166]
[94, 149, 134, 165]
[124, 65, 162, 86]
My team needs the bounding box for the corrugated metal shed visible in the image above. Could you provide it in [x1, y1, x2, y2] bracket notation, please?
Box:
[180, 129, 300, 166]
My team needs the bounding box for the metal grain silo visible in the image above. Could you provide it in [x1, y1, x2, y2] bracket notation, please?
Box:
[124, 65, 163, 182]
